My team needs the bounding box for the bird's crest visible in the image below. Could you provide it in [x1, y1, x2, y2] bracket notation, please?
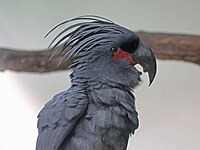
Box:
[45, 15, 129, 67]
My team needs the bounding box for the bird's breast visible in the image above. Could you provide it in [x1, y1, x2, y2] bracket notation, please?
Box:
[67, 87, 139, 150]
[85, 87, 139, 134]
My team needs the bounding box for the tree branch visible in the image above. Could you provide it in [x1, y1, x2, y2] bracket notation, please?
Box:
[0, 31, 199, 73]
[137, 31, 200, 64]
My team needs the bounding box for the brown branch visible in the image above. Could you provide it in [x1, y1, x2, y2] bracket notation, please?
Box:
[137, 31, 200, 65]
[0, 47, 72, 72]
[0, 31, 199, 73]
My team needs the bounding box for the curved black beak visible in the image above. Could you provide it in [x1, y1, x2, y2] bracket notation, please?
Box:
[131, 42, 157, 86]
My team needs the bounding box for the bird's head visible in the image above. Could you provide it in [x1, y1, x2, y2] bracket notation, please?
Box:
[48, 15, 156, 88]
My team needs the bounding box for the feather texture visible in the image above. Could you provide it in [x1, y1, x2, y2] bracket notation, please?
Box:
[37, 15, 142, 150]
[45, 15, 134, 67]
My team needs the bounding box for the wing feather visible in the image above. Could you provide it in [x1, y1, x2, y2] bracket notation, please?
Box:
[36, 88, 88, 150]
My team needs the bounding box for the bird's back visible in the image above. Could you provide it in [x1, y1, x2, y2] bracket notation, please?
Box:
[37, 84, 138, 150]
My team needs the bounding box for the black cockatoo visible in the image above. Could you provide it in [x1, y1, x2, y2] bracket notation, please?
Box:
[36, 15, 156, 150]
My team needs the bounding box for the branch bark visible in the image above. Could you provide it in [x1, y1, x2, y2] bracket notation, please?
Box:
[0, 31, 199, 73]
[137, 31, 200, 64]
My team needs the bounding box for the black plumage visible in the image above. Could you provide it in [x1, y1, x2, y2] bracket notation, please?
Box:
[36, 15, 156, 150]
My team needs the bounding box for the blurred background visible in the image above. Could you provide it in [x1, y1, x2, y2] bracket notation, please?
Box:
[0, 0, 200, 150]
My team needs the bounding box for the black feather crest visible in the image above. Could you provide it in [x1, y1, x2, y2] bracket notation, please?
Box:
[46, 15, 128, 67]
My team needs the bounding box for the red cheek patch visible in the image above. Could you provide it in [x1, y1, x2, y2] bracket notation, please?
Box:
[112, 48, 136, 65]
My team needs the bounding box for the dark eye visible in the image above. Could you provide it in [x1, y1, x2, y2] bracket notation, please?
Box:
[111, 47, 119, 53]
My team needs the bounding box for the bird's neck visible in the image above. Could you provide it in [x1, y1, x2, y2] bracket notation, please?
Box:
[71, 70, 141, 90]
[70, 58, 141, 89]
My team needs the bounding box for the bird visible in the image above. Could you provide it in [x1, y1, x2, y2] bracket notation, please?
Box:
[36, 15, 157, 150]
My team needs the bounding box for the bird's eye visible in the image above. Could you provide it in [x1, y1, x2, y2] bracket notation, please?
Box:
[111, 47, 119, 54]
